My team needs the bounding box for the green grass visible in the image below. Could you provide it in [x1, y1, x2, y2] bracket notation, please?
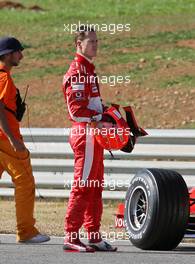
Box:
[0, 198, 122, 237]
[185, 122, 195, 128]
[12, 65, 65, 82]
[104, 29, 195, 50]
[1, 1, 195, 46]
[7, 0, 195, 17]
[160, 75, 195, 89]
[1, 0, 195, 75]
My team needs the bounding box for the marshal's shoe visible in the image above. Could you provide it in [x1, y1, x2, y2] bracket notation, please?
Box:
[18, 234, 50, 244]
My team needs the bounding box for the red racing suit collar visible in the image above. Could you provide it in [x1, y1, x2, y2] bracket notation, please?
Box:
[75, 53, 95, 72]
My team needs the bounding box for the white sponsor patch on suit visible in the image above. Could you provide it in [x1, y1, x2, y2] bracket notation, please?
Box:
[72, 83, 84, 91]
[92, 86, 98, 93]
[75, 92, 83, 98]
[73, 91, 85, 101]
[113, 109, 122, 119]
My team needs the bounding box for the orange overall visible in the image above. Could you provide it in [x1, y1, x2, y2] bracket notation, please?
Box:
[0, 65, 39, 241]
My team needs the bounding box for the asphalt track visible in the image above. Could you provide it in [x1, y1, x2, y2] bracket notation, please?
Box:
[1, 235, 195, 264]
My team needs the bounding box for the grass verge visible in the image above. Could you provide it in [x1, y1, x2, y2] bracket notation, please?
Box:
[0, 197, 126, 239]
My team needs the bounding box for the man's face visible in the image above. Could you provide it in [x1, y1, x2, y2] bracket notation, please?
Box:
[77, 31, 98, 59]
[5, 50, 23, 67]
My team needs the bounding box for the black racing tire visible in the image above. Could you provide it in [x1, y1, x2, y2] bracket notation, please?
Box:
[124, 168, 189, 250]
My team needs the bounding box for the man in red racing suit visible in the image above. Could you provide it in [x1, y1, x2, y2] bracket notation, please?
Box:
[62, 26, 117, 252]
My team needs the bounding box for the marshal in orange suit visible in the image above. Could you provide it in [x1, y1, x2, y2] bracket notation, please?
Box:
[0, 36, 50, 243]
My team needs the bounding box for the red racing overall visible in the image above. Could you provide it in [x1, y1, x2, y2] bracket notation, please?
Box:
[62, 53, 105, 241]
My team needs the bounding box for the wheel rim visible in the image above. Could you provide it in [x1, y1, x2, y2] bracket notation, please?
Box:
[128, 186, 148, 231]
